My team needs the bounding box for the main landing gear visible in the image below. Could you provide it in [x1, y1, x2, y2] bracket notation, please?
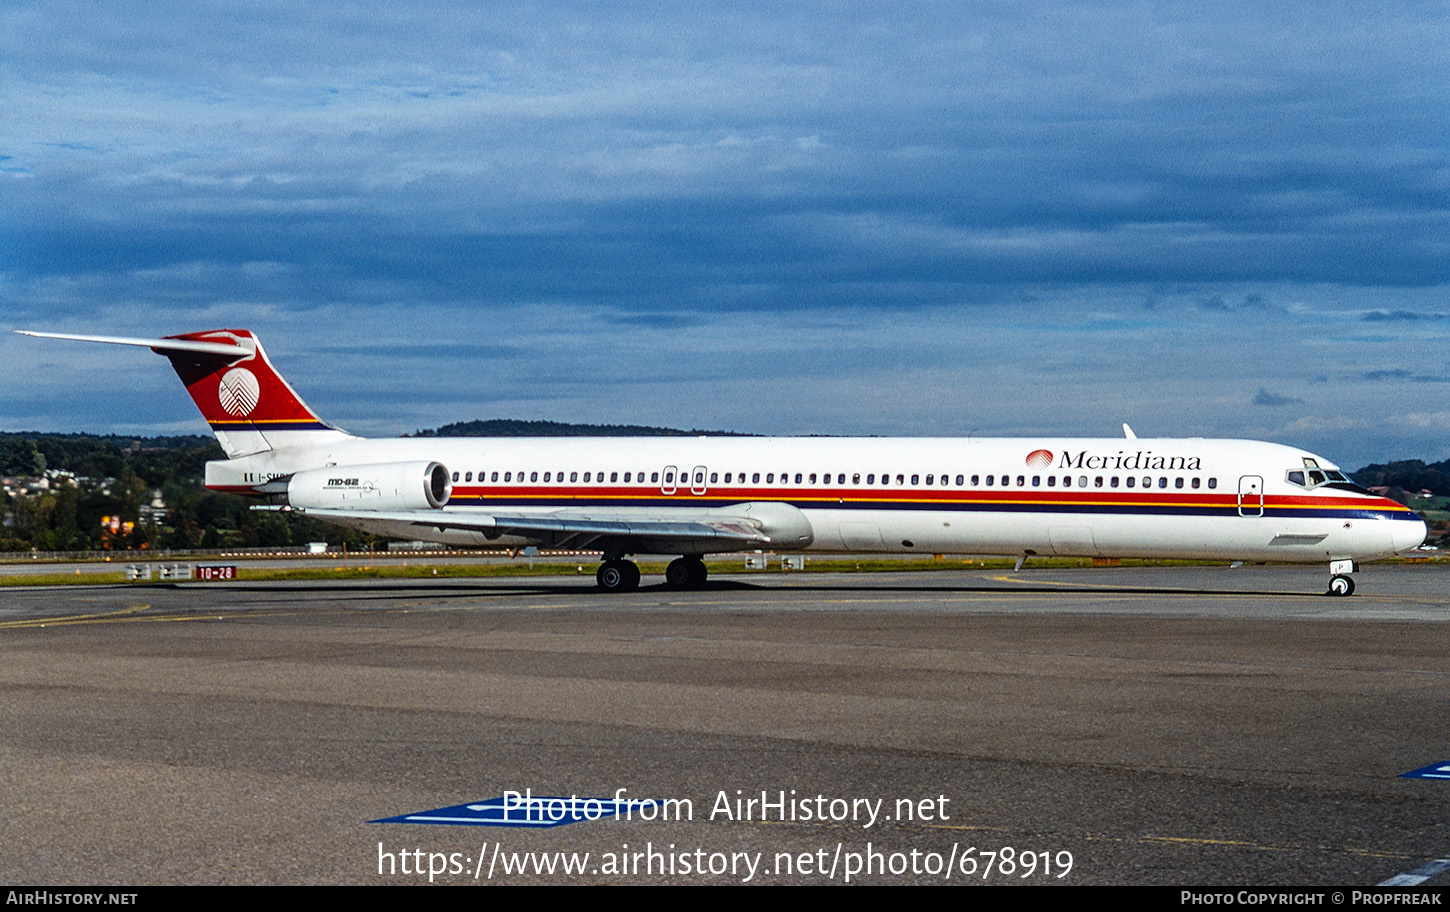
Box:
[664, 556, 708, 589]
[1326, 558, 1357, 597]
[593, 556, 708, 591]
[596, 559, 641, 592]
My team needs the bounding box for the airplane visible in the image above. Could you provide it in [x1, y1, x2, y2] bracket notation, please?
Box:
[18, 328, 1428, 595]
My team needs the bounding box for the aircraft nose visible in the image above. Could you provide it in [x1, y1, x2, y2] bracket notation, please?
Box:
[1391, 515, 1429, 553]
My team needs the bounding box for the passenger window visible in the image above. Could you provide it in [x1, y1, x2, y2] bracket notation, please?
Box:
[1110, 476, 1119, 488]
[452, 471, 459, 482]
[926, 474, 934, 486]
[665, 471, 674, 483]
[853, 474, 861, 484]
[1125, 476, 1134, 488]
[1062, 476, 1071, 487]
[1191, 477, 1200, 489]
[530, 472, 538, 482]
[1047, 476, 1056, 487]
[1017, 475, 1025, 486]
[491, 472, 499, 482]
[911, 474, 920, 485]
[1175, 477, 1184, 489]
[809, 473, 817, 484]
[1032, 475, 1041, 487]
[465, 472, 472, 482]
[585, 472, 592, 483]
[504, 472, 512, 482]
[767, 473, 774, 483]
[794, 473, 802, 484]
[986, 475, 994, 486]
[866, 474, 875, 484]
[896, 474, 904, 485]
[1094, 476, 1103, 488]
[711, 472, 718, 483]
[651, 472, 659, 483]
[1141, 476, 1150, 488]
[752, 473, 760, 483]
[1208, 478, 1217, 489]
[1157, 477, 1167, 489]
[956, 475, 964, 486]
[543, 472, 551, 482]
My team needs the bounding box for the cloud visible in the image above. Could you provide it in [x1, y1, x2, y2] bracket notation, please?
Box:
[1362, 310, 1443, 322]
[4, 1, 1450, 467]
[1253, 388, 1304, 406]
[1361, 369, 1450, 383]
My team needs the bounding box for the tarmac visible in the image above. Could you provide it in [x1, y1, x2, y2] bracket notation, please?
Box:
[2, 563, 1448, 885]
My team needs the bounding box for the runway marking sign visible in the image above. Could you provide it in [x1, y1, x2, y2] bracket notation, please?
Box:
[372, 792, 659, 828]
[1399, 762, 1450, 780]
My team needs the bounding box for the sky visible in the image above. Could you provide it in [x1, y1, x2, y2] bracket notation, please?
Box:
[2, 1, 1447, 468]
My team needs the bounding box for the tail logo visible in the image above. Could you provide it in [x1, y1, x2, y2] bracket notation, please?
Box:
[1025, 449, 1053, 468]
[218, 367, 261, 417]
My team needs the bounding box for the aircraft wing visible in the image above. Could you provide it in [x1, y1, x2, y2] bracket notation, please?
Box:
[298, 507, 772, 553]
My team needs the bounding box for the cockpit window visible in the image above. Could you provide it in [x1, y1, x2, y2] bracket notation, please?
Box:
[1287, 458, 1355, 490]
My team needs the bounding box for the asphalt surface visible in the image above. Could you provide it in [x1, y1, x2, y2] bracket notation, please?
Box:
[2, 563, 1448, 885]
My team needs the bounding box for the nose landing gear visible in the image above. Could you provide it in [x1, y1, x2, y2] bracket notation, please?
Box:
[1325, 558, 1358, 597]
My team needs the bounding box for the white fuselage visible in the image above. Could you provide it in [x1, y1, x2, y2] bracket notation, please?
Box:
[208, 435, 1428, 563]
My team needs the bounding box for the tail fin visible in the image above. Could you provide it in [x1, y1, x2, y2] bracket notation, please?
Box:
[17, 328, 354, 457]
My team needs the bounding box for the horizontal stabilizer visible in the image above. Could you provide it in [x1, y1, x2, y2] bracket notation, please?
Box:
[16, 330, 251, 359]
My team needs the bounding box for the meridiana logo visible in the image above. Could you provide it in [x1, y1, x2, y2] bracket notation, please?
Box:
[1025, 449, 1053, 468]
[217, 367, 260, 417]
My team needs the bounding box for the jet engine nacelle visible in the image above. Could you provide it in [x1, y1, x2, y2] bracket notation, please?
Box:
[287, 461, 451, 511]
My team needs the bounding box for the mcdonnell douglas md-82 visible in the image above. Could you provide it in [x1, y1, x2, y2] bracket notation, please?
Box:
[19, 329, 1428, 595]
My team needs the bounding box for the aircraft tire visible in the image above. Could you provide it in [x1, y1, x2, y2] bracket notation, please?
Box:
[665, 557, 707, 588]
[1327, 574, 1355, 597]
[665, 558, 693, 588]
[597, 559, 640, 592]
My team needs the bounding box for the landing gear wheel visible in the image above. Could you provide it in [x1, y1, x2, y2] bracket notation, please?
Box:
[665, 557, 708, 589]
[597, 559, 640, 592]
[1327, 574, 1355, 597]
